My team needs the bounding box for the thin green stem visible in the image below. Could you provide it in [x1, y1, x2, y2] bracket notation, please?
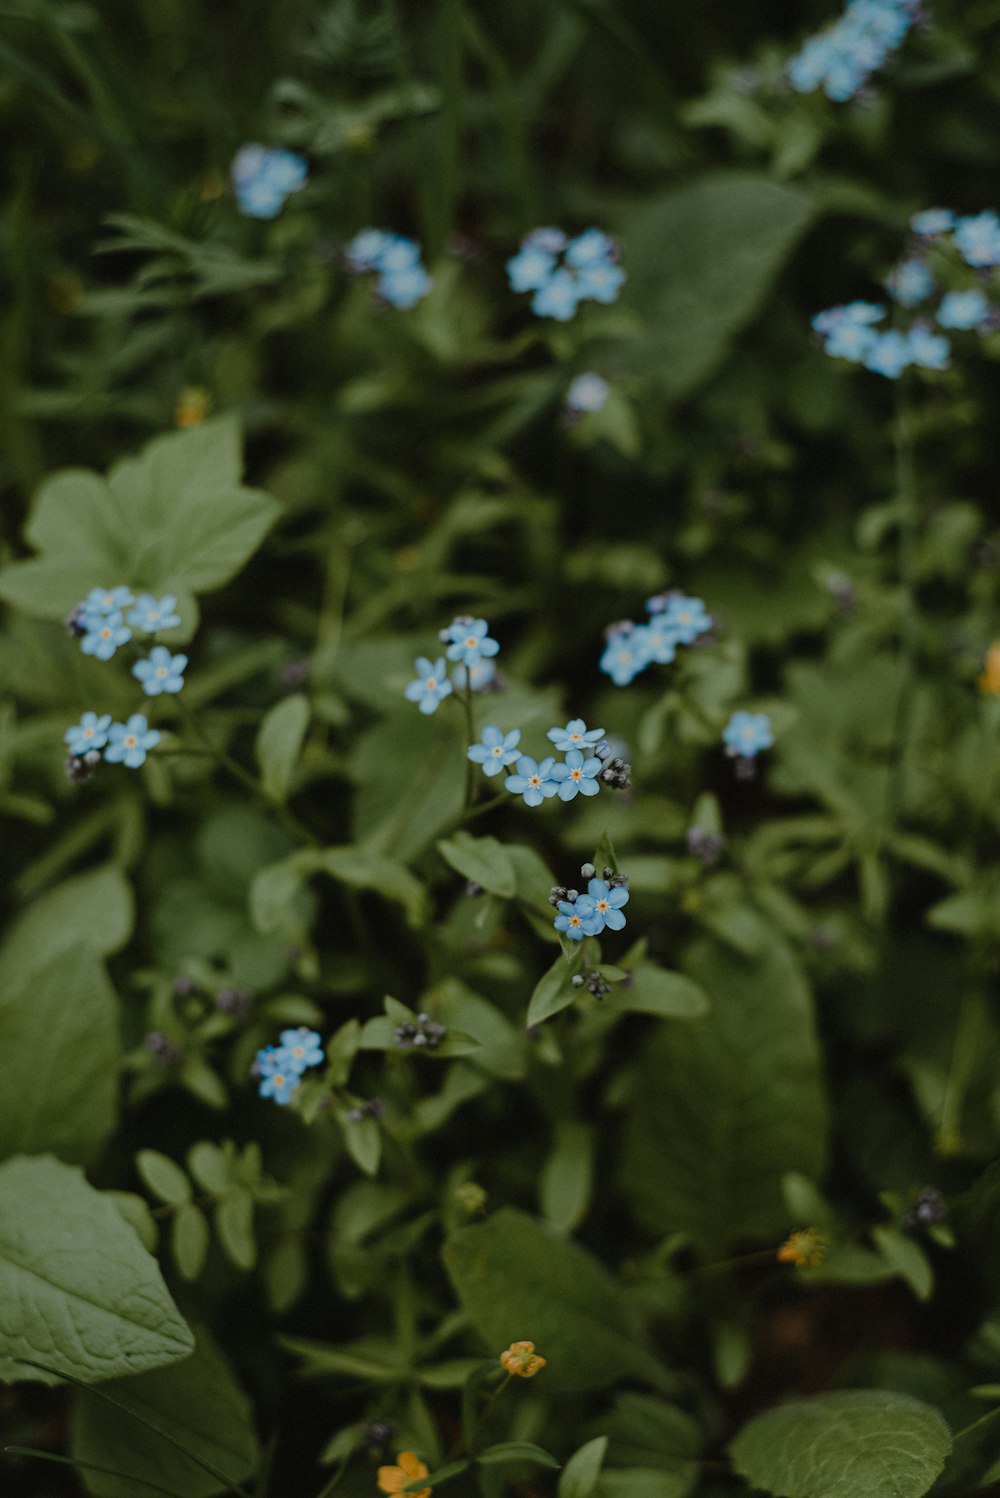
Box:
[463, 789, 508, 824]
[884, 382, 920, 841]
[952, 1402, 1000, 1445]
[461, 680, 476, 809]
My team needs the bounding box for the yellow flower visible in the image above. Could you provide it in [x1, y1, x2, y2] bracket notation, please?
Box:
[500, 1340, 546, 1378]
[979, 643, 1000, 696]
[377, 1451, 431, 1498]
[174, 387, 212, 428]
[777, 1228, 826, 1269]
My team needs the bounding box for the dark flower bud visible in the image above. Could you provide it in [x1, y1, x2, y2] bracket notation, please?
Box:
[734, 756, 757, 782]
[65, 603, 89, 637]
[603, 867, 614, 881]
[366, 1097, 385, 1119]
[144, 1031, 180, 1067]
[65, 753, 95, 784]
[566, 889, 579, 903]
[571, 974, 586, 988]
[216, 986, 251, 1016]
[172, 976, 196, 998]
[465, 880, 483, 898]
[609, 873, 630, 889]
[548, 885, 570, 906]
[586, 971, 611, 1000]
[279, 657, 310, 690]
[580, 863, 596, 880]
[362, 1420, 397, 1449]
[347, 1106, 364, 1123]
[686, 827, 726, 866]
[904, 1186, 947, 1231]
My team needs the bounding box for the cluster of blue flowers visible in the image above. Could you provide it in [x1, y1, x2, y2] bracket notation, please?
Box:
[231, 144, 308, 220]
[787, 0, 920, 102]
[254, 1027, 325, 1106]
[469, 718, 624, 806]
[405, 617, 500, 714]
[64, 587, 189, 775]
[599, 593, 712, 687]
[343, 229, 433, 309]
[813, 302, 950, 378]
[913, 207, 1000, 269]
[552, 871, 630, 942]
[506, 228, 626, 322]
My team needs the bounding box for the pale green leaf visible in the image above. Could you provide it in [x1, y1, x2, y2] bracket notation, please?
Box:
[255, 694, 309, 801]
[437, 831, 516, 898]
[136, 1152, 192, 1207]
[559, 1437, 607, 1498]
[172, 1205, 210, 1282]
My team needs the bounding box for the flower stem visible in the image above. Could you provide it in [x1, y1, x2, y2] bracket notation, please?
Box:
[461, 678, 476, 809]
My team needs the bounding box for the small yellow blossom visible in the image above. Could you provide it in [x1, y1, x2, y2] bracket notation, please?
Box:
[454, 1181, 487, 1216]
[500, 1340, 546, 1378]
[174, 387, 212, 428]
[777, 1228, 826, 1269]
[377, 1451, 431, 1498]
[979, 643, 1000, 697]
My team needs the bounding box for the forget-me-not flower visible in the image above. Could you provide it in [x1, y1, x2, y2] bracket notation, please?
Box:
[566, 373, 610, 413]
[506, 244, 557, 293]
[885, 258, 934, 307]
[937, 289, 991, 330]
[532, 269, 582, 322]
[405, 657, 453, 715]
[468, 726, 522, 777]
[864, 328, 913, 378]
[505, 755, 560, 807]
[645, 614, 681, 665]
[105, 714, 161, 768]
[345, 228, 433, 307]
[379, 264, 433, 309]
[129, 594, 181, 633]
[911, 208, 955, 237]
[954, 211, 1000, 269]
[812, 302, 885, 336]
[445, 618, 499, 667]
[565, 229, 616, 267]
[553, 896, 600, 940]
[133, 646, 188, 696]
[575, 260, 627, 304]
[787, 0, 919, 101]
[85, 586, 134, 618]
[510, 227, 625, 321]
[583, 877, 629, 933]
[907, 324, 951, 370]
[547, 719, 605, 753]
[81, 610, 131, 661]
[600, 626, 651, 686]
[552, 748, 602, 801]
[231, 144, 307, 220]
[278, 1027, 325, 1072]
[256, 1047, 301, 1105]
[661, 595, 712, 645]
[723, 711, 774, 759]
[65, 711, 112, 755]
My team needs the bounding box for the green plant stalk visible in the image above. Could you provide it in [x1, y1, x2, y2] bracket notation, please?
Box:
[883, 382, 920, 845]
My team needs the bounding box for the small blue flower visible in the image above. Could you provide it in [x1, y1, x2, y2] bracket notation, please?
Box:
[937, 289, 991, 330]
[506, 244, 557, 293]
[258, 1063, 301, 1106]
[133, 645, 188, 696]
[81, 610, 131, 661]
[278, 1027, 325, 1072]
[553, 896, 600, 940]
[723, 711, 774, 759]
[468, 725, 522, 777]
[378, 235, 422, 273]
[911, 208, 955, 237]
[128, 593, 181, 632]
[787, 0, 918, 100]
[600, 626, 651, 686]
[505, 755, 561, 807]
[65, 711, 112, 755]
[662, 595, 712, 645]
[864, 329, 913, 378]
[812, 301, 885, 336]
[907, 324, 951, 370]
[566, 373, 610, 413]
[584, 877, 629, 933]
[552, 748, 602, 801]
[255, 1044, 288, 1077]
[104, 714, 161, 768]
[84, 586, 134, 618]
[532, 268, 581, 321]
[547, 719, 605, 753]
[450, 658, 498, 692]
[378, 264, 433, 309]
[232, 144, 307, 220]
[445, 618, 499, 666]
[344, 229, 394, 270]
[823, 320, 880, 363]
[954, 211, 1000, 269]
[405, 657, 453, 715]
[565, 229, 616, 268]
[576, 260, 626, 305]
[645, 614, 681, 665]
[884, 257, 934, 307]
[525, 227, 567, 254]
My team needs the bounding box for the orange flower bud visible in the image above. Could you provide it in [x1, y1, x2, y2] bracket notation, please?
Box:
[500, 1339, 547, 1378]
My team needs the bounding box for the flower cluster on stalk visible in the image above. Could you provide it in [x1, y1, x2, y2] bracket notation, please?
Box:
[723, 710, 774, 778]
[254, 1027, 326, 1106]
[550, 864, 630, 942]
[787, 0, 920, 102]
[404, 616, 500, 715]
[600, 592, 712, 686]
[506, 227, 626, 321]
[231, 144, 307, 219]
[343, 229, 433, 309]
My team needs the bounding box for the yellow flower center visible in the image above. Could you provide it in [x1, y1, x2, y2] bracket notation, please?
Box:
[491, 745, 503, 756]
[568, 915, 581, 927]
[273, 1073, 286, 1087]
[425, 677, 437, 689]
[570, 732, 582, 741]
[465, 635, 478, 648]
[82, 726, 94, 738]
[124, 735, 137, 748]
[597, 900, 609, 912]
[100, 627, 112, 640]
[156, 667, 168, 677]
[570, 768, 582, 781]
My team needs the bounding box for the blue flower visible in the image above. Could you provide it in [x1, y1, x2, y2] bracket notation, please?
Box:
[566, 373, 610, 413]
[505, 755, 561, 807]
[787, 0, 918, 101]
[864, 329, 913, 378]
[445, 618, 499, 666]
[565, 229, 616, 267]
[645, 614, 681, 665]
[723, 711, 774, 758]
[65, 711, 112, 755]
[378, 236, 422, 273]
[128, 593, 181, 632]
[344, 229, 395, 271]
[884, 258, 934, 307]
[954, 211, 1000, 269]
[506, 244, 557, 293]
[910, 208, 955, 237]
[405, 657, 454, 714]
[81, 610, 131, 661]
[575, 260, 626, 305]
[231, 144, 307, 220]
[553, 896, 600, 940]
[525, 227, 567, 254]
[937, 289, 991, 330]
[133, 645, 187, 696]
[823, 320, 880, 363]
[379, 264, 433, 309]
[104, 714, 161, 768]
[468, 725, 522, 776]
[552, 748, 602, 801]
[662, 595, 712, 644]
[84, 586, 134, 618]
[907, 324, 950, 371]
[278, 1027, 325, 1072]
[256, 1047, 301, 1105]
[450, 658, 498, 692]
[583, 877, 629, 933]
[532, 269, 582, 321]
[812, 301, 885, 335]
[547, 719, 605, 753]
[600, 626, 651, 686]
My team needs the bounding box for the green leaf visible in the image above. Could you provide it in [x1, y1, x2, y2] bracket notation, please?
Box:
[0, 419, 280, 618]
[437, 831, 516, 898]
[351, 710, 465, 863]
[619, 937, 827, 1251]
[620, 173, 814, 400]
[728, 1390, 951, 1498]
[596, 1470, 693, 1498]
[187, 1143, 233, 1195]
[340, 1113, 382, 1176]
[477, 1442, 561, 1469]
[443, 1208, 670, 1394]
[171, 1205, 210, 1283]
[136, 1151, 192, 1208]
[618, 965, 709, 1021]
[69, 1324, 258, 1498]
[527, 956, 578, 1026]
[0, 864, 133, 992]
[411, 1457, 471, 1489]
[255, 694, 309, 801]
[540, 1124, 593, 1233]
[318, 846, 429, 929]
[215, 1189, 256, 1271]
[0, 1154, 193, 1384]
[871, 1225, 933, 1301]
[559, 1437, 608, 1498]
[0, 945, 120, 1165]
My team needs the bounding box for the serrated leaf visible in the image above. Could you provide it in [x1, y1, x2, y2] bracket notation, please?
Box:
[255, 694, 309, 801]
[438, 831, 516, 898]
[70, 1324, 258, 1498]
[728, 1390, 951, 1498]
[620, 937, 827, 1251]
[0, 1154, 193, 1383]
[443, 1208, 670, 1394]
[136, 1151, 192, 1207]
[559, 1436, 607, 1497]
